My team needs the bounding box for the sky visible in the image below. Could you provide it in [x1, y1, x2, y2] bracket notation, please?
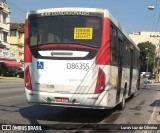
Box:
[6, 0, 159, 34]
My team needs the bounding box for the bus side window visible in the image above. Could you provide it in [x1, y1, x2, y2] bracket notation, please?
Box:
[123, 39, 128, 68]
[126, 42, 130, 68]
[110, 24, 118, 66]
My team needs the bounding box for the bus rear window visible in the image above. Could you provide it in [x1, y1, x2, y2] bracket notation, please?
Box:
[28, 15, 102, 48]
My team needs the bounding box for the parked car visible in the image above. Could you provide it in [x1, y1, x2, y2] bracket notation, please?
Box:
[143, 72, 151, 78]
[148, 74, 156, 80]
[15, 71, 24, 78]
[140, 72, 146, 78]
[15, 68, 24, 78]
[140, 72, 151, 78]
[141, 72, 151, 78]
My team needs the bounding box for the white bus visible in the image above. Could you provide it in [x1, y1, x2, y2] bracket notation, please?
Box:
[24, 8, 140, 109]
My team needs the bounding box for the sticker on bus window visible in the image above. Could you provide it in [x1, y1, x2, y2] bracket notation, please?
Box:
[74, 28, 93, 40]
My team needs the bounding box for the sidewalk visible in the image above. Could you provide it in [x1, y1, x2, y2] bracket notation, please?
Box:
[148, 88, 160, 128]
[147, 79, 160, 85]
[144, 80, 160, 128]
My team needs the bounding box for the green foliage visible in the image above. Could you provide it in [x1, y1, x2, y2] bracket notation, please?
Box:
[137, 41, 156, 72]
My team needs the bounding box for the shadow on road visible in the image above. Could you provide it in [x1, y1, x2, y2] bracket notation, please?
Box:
[150, 99, 160, 107]
[19, 104, 118, 124]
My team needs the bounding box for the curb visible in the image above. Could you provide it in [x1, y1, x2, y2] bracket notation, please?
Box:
[0, 76, 23, 80]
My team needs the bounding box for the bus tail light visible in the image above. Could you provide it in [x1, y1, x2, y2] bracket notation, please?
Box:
[94, 68, 106, 94]
[25, 66, 32, 90]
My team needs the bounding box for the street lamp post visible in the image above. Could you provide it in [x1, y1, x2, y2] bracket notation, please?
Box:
[148, 6, 160, 81]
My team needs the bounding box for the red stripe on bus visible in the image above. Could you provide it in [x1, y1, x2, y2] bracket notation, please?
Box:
[24, 19, 32, 63]
[30, 44, 98, 51]
[96, 18, 110, 65]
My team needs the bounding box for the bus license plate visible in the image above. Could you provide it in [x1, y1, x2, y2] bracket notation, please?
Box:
[55, 97, 69, 103]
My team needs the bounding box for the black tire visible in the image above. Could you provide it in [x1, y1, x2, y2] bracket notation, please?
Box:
[130, 93, 134, 99]
[119, 83, 127, 110]
[118, 95, 126, 110]
[136, 79, 140, 90]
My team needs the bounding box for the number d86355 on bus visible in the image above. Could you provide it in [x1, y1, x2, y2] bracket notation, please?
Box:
[67, 63, 89, 70]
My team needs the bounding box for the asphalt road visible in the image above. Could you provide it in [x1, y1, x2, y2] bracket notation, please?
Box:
[0, 79, 159, 133]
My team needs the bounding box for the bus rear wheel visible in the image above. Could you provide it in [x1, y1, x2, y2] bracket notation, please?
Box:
[118, 84, 127, 110]
[119, 95, 126, 110]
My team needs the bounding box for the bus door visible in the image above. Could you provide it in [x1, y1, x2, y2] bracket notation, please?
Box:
[128, 48, 133, 96]
[116, 39, 123, 103]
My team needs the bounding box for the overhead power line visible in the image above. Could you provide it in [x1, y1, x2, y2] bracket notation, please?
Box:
[7, 0, 26, 14]
[9, 7, 26, 18]
[6, 0, 26, 22]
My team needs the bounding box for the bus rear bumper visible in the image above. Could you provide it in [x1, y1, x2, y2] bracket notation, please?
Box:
[25, 89, 114, 109]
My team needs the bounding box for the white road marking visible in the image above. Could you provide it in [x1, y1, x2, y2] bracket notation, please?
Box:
[144, 90, 159, 133]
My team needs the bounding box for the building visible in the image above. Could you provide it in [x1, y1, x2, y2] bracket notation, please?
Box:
[0, 0, 10, 49]
[129, 31, 160, 76]
[10, 23, 24, 65]
[0, 0, 22, 76]
[129, 31, 160, 57]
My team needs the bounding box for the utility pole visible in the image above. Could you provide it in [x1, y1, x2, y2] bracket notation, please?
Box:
[148, 5, 160, 81]
[157, 47, 160, 81]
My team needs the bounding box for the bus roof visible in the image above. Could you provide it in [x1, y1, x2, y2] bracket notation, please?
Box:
[27, 7, 139, 51]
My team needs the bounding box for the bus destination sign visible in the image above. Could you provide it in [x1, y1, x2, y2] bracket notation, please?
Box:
[29, 11, 103, 18]
[40, 11, 90, 16]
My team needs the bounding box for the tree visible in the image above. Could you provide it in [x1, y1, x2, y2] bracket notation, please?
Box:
[137, 41, 156, 72]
